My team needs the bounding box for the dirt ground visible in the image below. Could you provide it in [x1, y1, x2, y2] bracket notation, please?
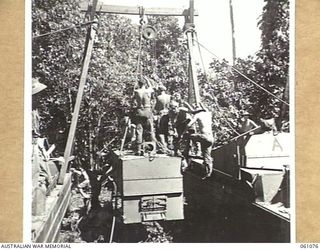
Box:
[59, 178, 290, 243]
[59, 187, 173, 243]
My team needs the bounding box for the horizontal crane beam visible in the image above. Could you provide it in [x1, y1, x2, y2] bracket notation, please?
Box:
[79, 2, 198, 16]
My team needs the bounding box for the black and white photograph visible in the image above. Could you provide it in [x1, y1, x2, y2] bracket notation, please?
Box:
[29, 0, 293, 244]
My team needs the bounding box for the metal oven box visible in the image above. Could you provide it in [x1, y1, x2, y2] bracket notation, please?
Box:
[111, 150, 184, 224]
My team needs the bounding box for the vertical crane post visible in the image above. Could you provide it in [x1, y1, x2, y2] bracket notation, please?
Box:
[185, 0, 201, 107]
[58, 0, 98, 184]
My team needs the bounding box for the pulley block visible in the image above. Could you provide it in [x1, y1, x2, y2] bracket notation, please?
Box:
[142, 25, 157, 40]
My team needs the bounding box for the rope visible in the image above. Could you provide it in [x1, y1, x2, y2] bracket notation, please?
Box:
[136, 19, 144, 80]
[136, 30, 143, 78]
[195, 32, 207, 77]
[195, 32, 240, 136]
[153, 39, 158, 75]
[32, 21, 97, 39]
[194, 39, 290, 107]
[230, 126, 261, 142]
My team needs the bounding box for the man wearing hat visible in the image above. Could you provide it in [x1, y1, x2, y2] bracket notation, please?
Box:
[32, 78, 47, 95]
[168, 100, 191, 156]
[32, 78, 48, 215]
[238, 110, 258, 134]
[238, 110, 259, 147]
[182, 102, 214, 179]
[32, 78, 47, 136]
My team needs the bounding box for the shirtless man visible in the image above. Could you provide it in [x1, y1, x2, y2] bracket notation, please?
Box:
[154, 85, 171, 153]
[259, 117, 279, 135]
[183, 102, 214, 179]
[132, 77, 156, 155]
[238, 110, 259, 146]
[239, 110, 258, 133]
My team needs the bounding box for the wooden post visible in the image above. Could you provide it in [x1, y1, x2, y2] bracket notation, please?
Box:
[189, 0, 195, 24]
[185, 0, 200, 107]
[188, 66, 195, 105]
[58, 0, 98, 184]
[229, 0, 238, 90]
[229, 0, 236, 65]
[186, 32, 200, 106]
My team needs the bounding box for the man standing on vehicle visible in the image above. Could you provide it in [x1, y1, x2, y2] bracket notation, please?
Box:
[132, 77, 156, 155]
[238, 110, 259, 145]
[182, 102, 214, 179]
[168, 100, 190, 156]
[154, 85, 171, 153]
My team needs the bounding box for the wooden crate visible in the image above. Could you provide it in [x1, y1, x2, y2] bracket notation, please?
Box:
[111, 150, 184, 224]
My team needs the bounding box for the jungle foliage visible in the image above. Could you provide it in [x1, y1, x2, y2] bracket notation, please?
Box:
[32, 0, 290, 163]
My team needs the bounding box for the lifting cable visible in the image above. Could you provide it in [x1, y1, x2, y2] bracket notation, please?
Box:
[194, 39, 290, 107]
[195, 32, 240, 136]
[32, 21, 97, 39]
[33, 3, 103, 40]
[136, 6, 145, 79]
[136, 28, 143, 79]
[153, 39, 158, 75]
